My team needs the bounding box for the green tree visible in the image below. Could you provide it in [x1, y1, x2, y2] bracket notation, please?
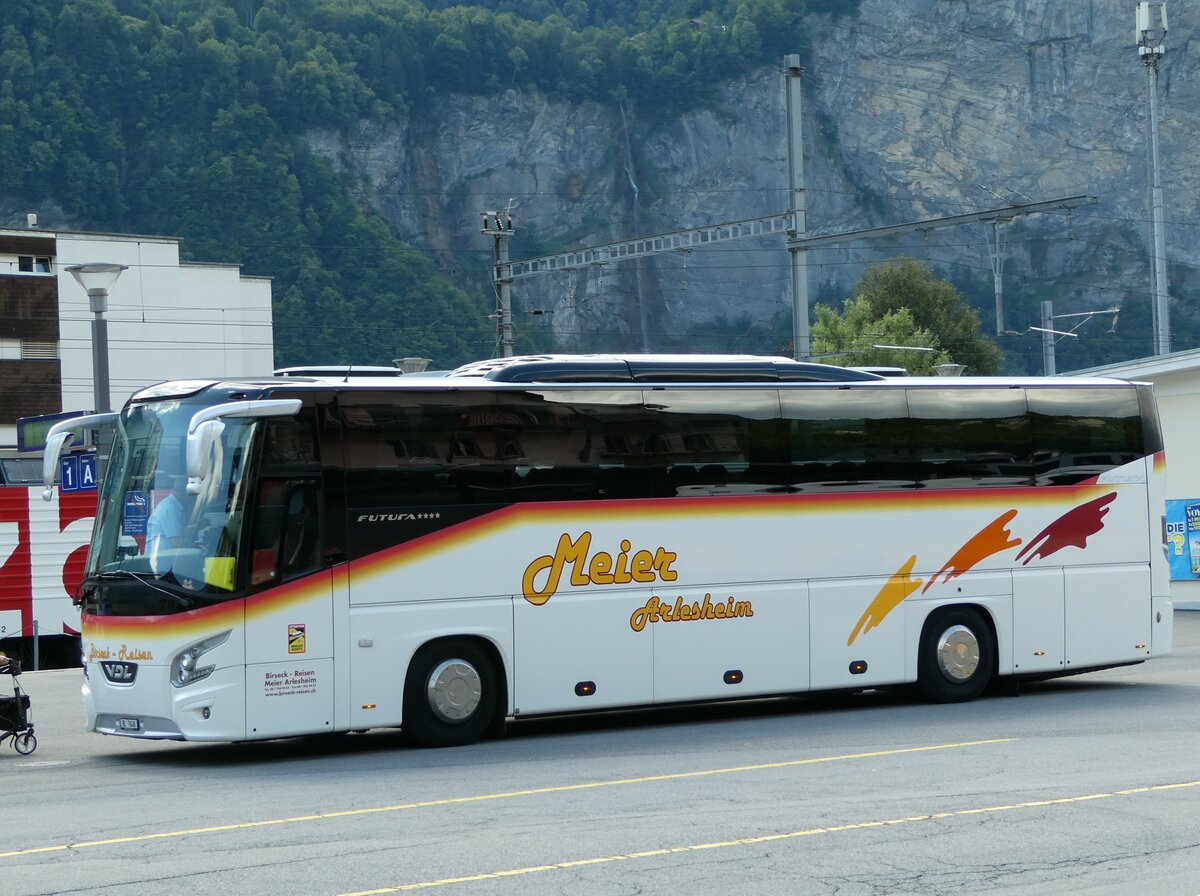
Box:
[811, 298, 952, 375]
[847, 258, 1004, 375]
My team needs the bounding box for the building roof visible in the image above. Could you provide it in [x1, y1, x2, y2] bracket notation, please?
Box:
[1072, 346, 1200, 380]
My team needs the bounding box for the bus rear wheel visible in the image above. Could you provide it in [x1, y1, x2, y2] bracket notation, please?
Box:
[403, 639, 497, 748]
[916, 607, 994, 703]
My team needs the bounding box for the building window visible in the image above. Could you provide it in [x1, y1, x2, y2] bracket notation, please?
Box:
[17, 255, 52, 274]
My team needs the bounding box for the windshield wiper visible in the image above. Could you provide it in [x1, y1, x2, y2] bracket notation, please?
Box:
[85, 569, 197, 611]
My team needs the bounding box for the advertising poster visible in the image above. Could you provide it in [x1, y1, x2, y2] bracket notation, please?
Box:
[1165, 499, 1200, 581]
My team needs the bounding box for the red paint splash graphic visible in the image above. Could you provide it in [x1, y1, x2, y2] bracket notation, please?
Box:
[1016, 492, 1117, 566]
[922, 509, 1022, 593]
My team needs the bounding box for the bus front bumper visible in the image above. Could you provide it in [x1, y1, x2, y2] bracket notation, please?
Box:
[83, 663, 246, 741]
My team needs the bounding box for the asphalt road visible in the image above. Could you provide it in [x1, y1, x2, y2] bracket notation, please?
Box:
[3, 612, 1200, 896]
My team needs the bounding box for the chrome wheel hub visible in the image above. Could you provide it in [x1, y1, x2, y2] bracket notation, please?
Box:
[936, 625, 980, 681]
[426, 659, 482, 723]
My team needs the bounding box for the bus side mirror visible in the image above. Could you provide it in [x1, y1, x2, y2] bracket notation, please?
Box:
[42, 431, 77, 501]
[186, 419, 225, 495]
[184, 398, 302, 495]
[41, 411, 118, 501]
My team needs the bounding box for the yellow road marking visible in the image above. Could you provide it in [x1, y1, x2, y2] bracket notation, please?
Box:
[338, 778, 1200, 895]
[0, 738, 1009, 859]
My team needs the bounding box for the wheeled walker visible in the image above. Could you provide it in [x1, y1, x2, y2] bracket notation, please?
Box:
[0, 658, 36, 755]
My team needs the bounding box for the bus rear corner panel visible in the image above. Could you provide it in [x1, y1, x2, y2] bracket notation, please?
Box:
[1062, 566, 1155, 672]
[1151, 592, 1173, 657]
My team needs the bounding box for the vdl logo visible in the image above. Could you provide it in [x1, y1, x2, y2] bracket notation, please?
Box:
[101, 661, 138, 685]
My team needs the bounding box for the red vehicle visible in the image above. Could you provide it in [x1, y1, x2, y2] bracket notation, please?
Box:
[0, 454, 95, 668]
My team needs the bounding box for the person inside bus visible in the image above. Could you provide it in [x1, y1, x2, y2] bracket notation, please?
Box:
[147, 475, 190, 572]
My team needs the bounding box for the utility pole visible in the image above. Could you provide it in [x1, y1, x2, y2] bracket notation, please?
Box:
[482, 207, 515, 357]
[1040, 300, 1058, 376]
[1137, 1, 1170, 355]
[986, 219, 1007, 335]
[784, 55, 809, 360]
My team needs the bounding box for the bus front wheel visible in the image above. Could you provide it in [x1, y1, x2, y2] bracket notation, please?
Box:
[403, 639, 497, 748]
[916, 607, 995, 703]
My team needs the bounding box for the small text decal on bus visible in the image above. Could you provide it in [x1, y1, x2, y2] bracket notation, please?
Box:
[629, 594, 753, 632]
[522, 531, 678, 606]
[88, 643, 154, 661]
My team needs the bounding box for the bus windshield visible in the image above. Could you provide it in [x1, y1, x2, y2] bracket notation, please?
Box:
[87, 397, 259, 603]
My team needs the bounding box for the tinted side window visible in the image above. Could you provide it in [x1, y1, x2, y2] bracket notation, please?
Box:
[339, 389, 651, 505]
[1026, 387, 1144, 485]
[496, 389, 646, 501]
[640, 389, 783, 496]
[779, 388, 914, 489]
[261, 411, 320, 471]
[341, 392, 479, 508]
[905, 388, 1034, 487]
[905, 386, 1145, 488]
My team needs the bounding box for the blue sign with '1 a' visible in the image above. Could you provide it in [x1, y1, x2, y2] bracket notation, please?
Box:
[59, 453, 98, 492]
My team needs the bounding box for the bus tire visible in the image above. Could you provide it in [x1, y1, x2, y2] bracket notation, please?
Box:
[403, 639, 497, 748]
[916, 606, 994, 703]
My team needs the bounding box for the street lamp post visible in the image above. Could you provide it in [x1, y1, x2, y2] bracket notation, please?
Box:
[67, 263, 127, 413]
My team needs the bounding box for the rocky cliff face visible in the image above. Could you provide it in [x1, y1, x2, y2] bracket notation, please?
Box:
[314, 0, 1199, 363]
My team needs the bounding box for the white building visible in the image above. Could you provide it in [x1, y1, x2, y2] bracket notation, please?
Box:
[0, 224, 274, 449]
[1078, 349, 1200, 610]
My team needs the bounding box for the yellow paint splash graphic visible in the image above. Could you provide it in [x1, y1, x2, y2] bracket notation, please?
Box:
[847, 554, 923, 646]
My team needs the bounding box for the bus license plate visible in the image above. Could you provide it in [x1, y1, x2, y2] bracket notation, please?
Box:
[116, 718, 141, 731]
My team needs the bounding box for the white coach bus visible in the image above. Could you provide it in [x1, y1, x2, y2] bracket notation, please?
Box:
[42, 354, 1172, 747]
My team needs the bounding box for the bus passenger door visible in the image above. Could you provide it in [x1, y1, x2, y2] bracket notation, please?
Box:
[243, 478, 337, 738]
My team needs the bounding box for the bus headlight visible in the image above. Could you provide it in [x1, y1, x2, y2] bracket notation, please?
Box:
[170, 631, 231, 688]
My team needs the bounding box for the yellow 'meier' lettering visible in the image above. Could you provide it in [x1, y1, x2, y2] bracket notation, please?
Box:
[522, 532, 679, 606]
[522, 531, 592, 606]
[588, 550, 614, 584]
